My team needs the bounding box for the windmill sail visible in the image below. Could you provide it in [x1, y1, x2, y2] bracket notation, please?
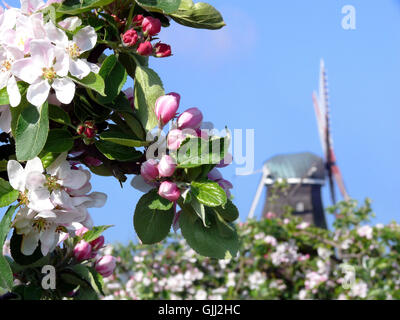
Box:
[313, 59, 350, 202]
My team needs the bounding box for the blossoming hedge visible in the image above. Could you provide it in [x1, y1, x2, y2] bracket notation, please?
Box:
[101, 200, 400, 300]
[0, 0, 239, 300]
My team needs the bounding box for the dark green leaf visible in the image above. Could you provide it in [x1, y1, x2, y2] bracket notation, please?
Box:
[10, 231, 44, 266]
[100, 127, 149, 147]
[134, 190, 174, 244]
[179, 207, 239, 259]
[44, 129, 74, 153]
[170, 0, 225, 30]
[135, 0, 181, 14]
[213, 199, 239, 222]
[0, 206, 17, 290]
[15, 102, 49, 161]
[0, 179, 19, 208]
[95, 140, 142, 162]
[58, 0, 115, 14]
[48, 104, 71, 126]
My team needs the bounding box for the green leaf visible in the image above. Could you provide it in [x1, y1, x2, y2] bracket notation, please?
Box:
[173, 136, 228, 168]
[44, 129, 74, 153]
[0, 160, 7, 172]
[121, 112, 146, 141]
[191, 180, 227, 207]
[135, 0, 181, 14]
[134, 65, 165, 131]
[97, 55, 128, 104]
[82, 225, 113, 243]
[15, 102, 49, 161]
[191, 197, 208, 227]
[39, 151, 61, 169]
[118, 53, 148, 79]
[134, 190, 174, 244]
[0, 206, 17, 290]
[70, 72, 105, 96]
[0, 178, 19, 208]
[179, 207, 239, 259]
[48, 104, 71, 126]
[95, 140, 142, 162]
[170, 0, 226, 30]
[88, 267, 105, 296]
[0, 87, 9, 105]
[100, 127, 149, 148]
[148, 196, 174, 211]
[213, 199, 239, 222]
[58, 0, 115, 14]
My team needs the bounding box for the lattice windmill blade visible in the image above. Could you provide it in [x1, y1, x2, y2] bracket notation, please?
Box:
[314, 59, 350, 203]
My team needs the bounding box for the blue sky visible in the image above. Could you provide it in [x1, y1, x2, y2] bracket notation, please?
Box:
[5, 0, 400, 243]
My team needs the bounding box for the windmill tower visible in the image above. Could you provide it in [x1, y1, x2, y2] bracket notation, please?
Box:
[247, 60, 349, 227]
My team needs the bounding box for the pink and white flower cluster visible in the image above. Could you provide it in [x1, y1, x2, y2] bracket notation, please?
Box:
[131, 92, 233, 203]
[8, 153, 107, 256]
[0, 0, 99, 136]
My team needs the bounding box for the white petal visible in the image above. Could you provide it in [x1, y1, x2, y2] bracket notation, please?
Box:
[7, 75, 21, 107]
[39, 225, 57, 256]
[131, 175, 154, 193]
[29, 39, 54, 68]
[7, 160, 25, 191]
[69, 58, 90, 79]
[0, 105, 11, 133]
[11, 58, 41, 84]
[54, 47, 69, 77]
[21, 231, 40, 255]
[50, 189, 74, 209]
[58, 17, 82, 31]
[86, 192, 107, 208]
[25, 157, 44, 174]
[52, 77, 75, 104]
[36, 210, 57, 219]
[25, 171, 46, 190]
[44, 21, 68, 45]
[46, 152, 67, 176]
[82, 59, 100, 73]
[27, 80, 50, 107]
[60, 169, 88, 190]
[28, 188, 54, 211]
[73, 26, 97, 52]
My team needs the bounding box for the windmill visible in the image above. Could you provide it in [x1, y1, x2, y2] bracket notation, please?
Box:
[247, 59, 349, 227]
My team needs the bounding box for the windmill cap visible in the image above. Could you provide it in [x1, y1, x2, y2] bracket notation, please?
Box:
[263, 152, 325, 184]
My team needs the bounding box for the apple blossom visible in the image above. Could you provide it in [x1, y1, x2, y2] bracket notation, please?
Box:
[137, 41, 153, 56]
[142, 16, 161, 36]
[0, 46, 23, 106]
[95, 255, 117, 277]
[154, 42, 172, 57]
[141, 159, 159, 182]
[177, 108, 203, 130]
[158, 181, 180, 202]
[122, 29, 138, 47]
[158, 155, 176, 178]
[74, 240, 92, 261]
[155, 93, 180, 125]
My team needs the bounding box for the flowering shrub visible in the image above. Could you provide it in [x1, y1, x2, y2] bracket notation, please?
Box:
[0, 0, 238, 300]
[101, 200, 400, 300]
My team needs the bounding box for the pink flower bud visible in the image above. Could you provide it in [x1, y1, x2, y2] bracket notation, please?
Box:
[158, 181, 180, 202]
[132, 14, 144, 26]
[155, 93, 180, 125]
[154, 42, 171, 57]
[207, 168, 223, 181]
[75, 227, 89, 237]
[90, 236, 105, 251]
[122, 29, 138, 47]
[73, 240, 92, 262]
[141, 159, 159, 182]
[177, 108, 203, 130]
[158, 155, 176, 177]
[216, 152, 233, 168]
[137, 41, 153, 56]
[167, 129, 186, 150]
[95, 255, 116, 278]
[142, 16, 161, 36]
